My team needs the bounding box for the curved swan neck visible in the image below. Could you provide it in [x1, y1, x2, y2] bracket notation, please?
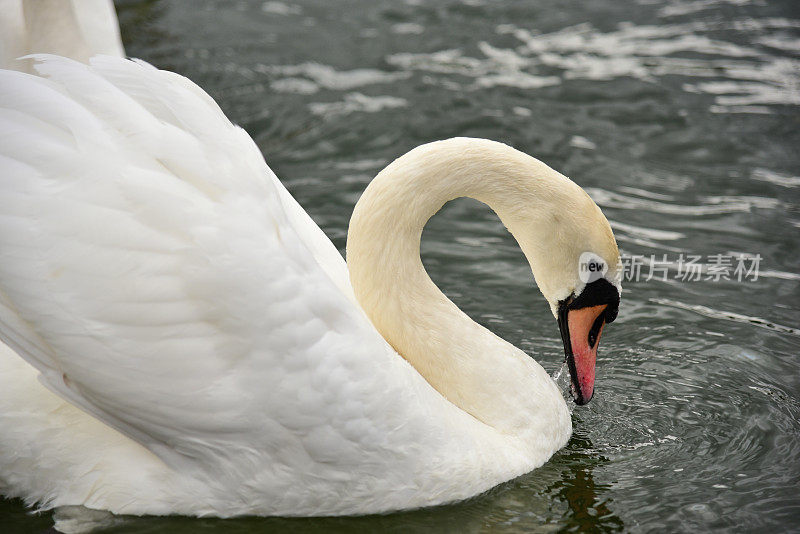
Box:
[346, 138, 610, 443]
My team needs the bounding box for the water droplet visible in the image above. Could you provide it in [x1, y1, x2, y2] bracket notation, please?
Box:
[551, 361, 574, 408]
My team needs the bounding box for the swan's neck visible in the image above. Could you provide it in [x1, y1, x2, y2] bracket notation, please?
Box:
[347, 138, 591, 446]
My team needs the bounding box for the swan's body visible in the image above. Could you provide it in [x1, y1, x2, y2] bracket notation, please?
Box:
[0, 56, 620, 517]
[0, 0, 124, 72]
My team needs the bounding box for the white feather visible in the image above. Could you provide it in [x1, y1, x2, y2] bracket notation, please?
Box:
[0, 56, 563, 517]
[0, 0, 124, 72]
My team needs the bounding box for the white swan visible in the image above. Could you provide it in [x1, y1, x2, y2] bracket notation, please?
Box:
[0, 0, 124, 72]
[0, 55, 622, 518]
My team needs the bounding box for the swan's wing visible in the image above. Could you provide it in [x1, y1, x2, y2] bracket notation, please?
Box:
[0, 55, 419, 476]
[91, 55, 355, 300]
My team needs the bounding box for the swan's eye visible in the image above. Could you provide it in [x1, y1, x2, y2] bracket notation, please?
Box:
[587, 310, 605, 349]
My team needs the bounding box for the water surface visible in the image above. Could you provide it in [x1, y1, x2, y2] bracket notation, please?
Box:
[4, 0, 800, 531]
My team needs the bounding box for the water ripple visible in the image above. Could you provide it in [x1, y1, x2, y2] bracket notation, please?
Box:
[308, 93, 408, 117]
[586, 188, 781, 215]
[256, 62, 410, 94]
[496, 20, 800, 111]
[650, 298, 800, 335]
[751, 168, 800, 188]
[386, 15, 800, 113]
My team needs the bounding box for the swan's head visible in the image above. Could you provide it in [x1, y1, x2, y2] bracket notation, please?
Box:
[348, 137, 622, 407]
[556, 277, 620, 405]
[509, 182, 622, 406]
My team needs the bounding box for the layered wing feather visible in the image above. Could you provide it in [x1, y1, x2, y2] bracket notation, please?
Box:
[0, 56, 450, 492]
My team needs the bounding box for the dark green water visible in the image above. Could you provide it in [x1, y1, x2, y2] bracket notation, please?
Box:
[3, 0, 800, 531]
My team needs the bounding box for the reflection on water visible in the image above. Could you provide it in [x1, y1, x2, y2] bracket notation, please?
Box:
[2, 0, 799, 531]
[552, 431, 624, 533]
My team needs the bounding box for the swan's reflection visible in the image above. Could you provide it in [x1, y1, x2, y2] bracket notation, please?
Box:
[550, 428, 624, 532]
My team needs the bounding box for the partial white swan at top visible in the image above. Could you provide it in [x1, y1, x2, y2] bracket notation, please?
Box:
[0, 0, 124, 72]
[0, 55, 622, 518]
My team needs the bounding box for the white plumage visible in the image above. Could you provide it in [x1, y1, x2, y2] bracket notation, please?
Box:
[0, 55, 620, 518]
[0, 0, 124, 72]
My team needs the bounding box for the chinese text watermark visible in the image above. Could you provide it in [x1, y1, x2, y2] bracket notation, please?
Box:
[619, 253, 761, 283]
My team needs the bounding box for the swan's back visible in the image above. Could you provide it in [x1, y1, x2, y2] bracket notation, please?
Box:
[0, 56, 529, 516]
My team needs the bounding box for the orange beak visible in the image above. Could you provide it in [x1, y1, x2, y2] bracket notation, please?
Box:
[558, 304, 608, 405]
